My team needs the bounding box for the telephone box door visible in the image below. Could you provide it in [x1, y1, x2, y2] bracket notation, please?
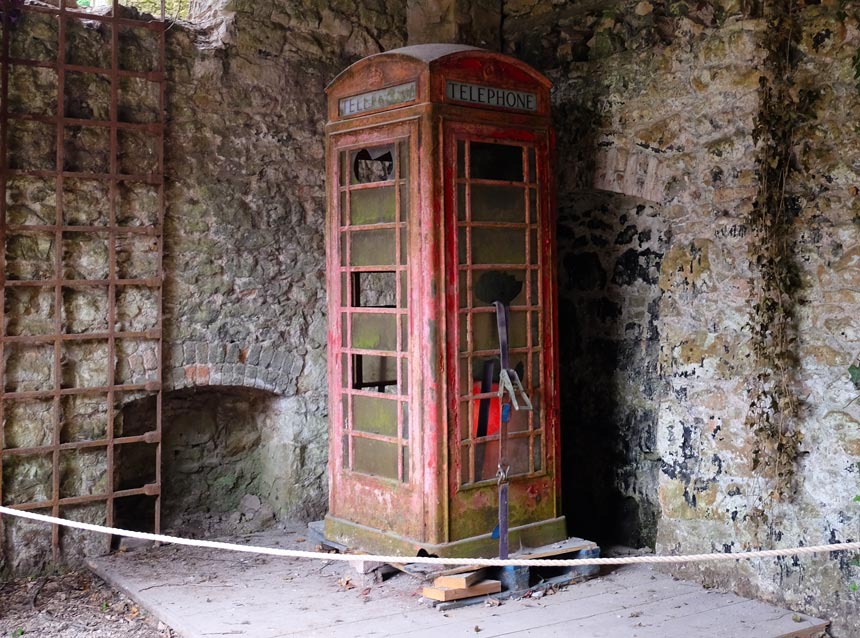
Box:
[444, 123, 561, 542]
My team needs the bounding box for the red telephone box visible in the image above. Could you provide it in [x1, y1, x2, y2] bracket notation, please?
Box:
[324, 44, 564, 557]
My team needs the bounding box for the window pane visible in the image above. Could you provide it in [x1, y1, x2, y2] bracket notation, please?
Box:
[350, 229, 395, 266]
[353, 395, 398, 436]
[472, 228, 525, 265]
[353, 437, 398, 480]
[351, 145, 394, 184]
[472, 270, 525, 307]
[353, 354, 398, 391]
[471, 184, 525, 222]
[350, 187, 395, 225]
[470, 142, 523, 182]
[352, 271, 396, 307]
[508, 436, 530, 476]
[351, 313, 397, 351]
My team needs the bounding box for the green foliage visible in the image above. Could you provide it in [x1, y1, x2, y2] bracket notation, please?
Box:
[11, 630, 25, 637]
[745, 0, 814, 501]
[849, 363, 860, 390]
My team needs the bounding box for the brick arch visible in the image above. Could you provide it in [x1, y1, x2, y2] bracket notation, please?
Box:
[167, 341, 301, 395]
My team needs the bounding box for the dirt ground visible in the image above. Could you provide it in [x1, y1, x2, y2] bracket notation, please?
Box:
[0, 570, 173, 638]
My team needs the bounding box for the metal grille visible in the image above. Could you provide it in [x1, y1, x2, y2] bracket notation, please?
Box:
[0, 0, 165, 561]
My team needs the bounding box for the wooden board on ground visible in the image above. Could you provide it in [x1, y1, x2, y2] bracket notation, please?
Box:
[422, 579, 502, 602]
[433, 569, 487, 589]
[511, 536, 597, 560]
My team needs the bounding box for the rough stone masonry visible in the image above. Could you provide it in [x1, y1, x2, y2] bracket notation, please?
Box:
[2, 0, 860, 636]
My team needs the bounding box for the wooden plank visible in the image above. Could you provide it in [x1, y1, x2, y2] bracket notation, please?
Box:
[511, 536, 597, 560]
[422, 579, 502, 602]
[433, 569, 487, 589]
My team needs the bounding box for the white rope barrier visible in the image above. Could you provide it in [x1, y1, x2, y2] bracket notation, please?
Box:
[2, 505, 860, 568]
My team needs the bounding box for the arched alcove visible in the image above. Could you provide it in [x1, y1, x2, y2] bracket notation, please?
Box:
[114, 385, 324, 538]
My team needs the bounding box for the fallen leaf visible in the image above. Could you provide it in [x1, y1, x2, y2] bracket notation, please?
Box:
[474, 626, 482, 633]
[336, 576, 355, 590]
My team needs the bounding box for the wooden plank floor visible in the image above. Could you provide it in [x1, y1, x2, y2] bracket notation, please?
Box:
[87, 530, 828, 638]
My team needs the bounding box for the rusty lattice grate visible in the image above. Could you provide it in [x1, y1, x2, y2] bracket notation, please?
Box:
[0, 0, 165, 563]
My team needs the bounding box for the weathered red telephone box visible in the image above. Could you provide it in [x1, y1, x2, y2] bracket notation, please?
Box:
[324, 44, 564, 557]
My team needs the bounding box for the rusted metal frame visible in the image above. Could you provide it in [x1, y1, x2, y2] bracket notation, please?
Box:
[6, 168, 163, 183]
[104, 0, 119, 532]
[2, 431, 160, 457]
[6, 277, 161, 287]
[0, 0, 10, 512]
[7, 112, 162, 134]
[8, 224, 161, 235]
[7, 484, 158, 512]
[20, 3, 164, 30]
[4, 330, 164, 344]
[5, 381, 158, 400]
[153, 1, 165, 535]
[7, 57, 164, 82]
[49, 0, 67, 558]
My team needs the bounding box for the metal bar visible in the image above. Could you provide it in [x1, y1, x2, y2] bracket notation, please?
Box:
[105, 0, 120, 532]
[5, 168, 163, 184]
[18, 4, 164, 30]
[6, 57, 164, 81]
[154, 0, 166, 534]
[7, 113, 163, 133]
[0, 0, 11, 511]
[2, 330, 161, 344]
[2, 432, 161, 457]
[8, 224, 161, 235]
[6, 277, 162, 287]
[6, 485, 159, 511]
[51, 0, 68, 560]
[3, 382, 159, 400]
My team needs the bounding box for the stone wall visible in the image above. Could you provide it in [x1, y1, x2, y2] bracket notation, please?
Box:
[161, 0, 406, 522]
[504, 0, 860, 634]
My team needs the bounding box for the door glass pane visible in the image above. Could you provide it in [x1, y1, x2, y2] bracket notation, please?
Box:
[471, 184, 525, 222]
[472, 270, 525, 307]
[351, 313, 396, 351]
[475, 438, 499, 482]
[353, 437, 398, 480]
[351, 145, 394, 184]
[353, 395, 398, 436]
[353, 271, 395, 307]
[508, 436, 530, 475]
[350, 187, 395, 225]
[472, 228, 525, 264]
[470, 142, 523, 182]
[398, 141, 409, 180]
[350, 229, 395, 266]
[353, 355, 398, 391]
